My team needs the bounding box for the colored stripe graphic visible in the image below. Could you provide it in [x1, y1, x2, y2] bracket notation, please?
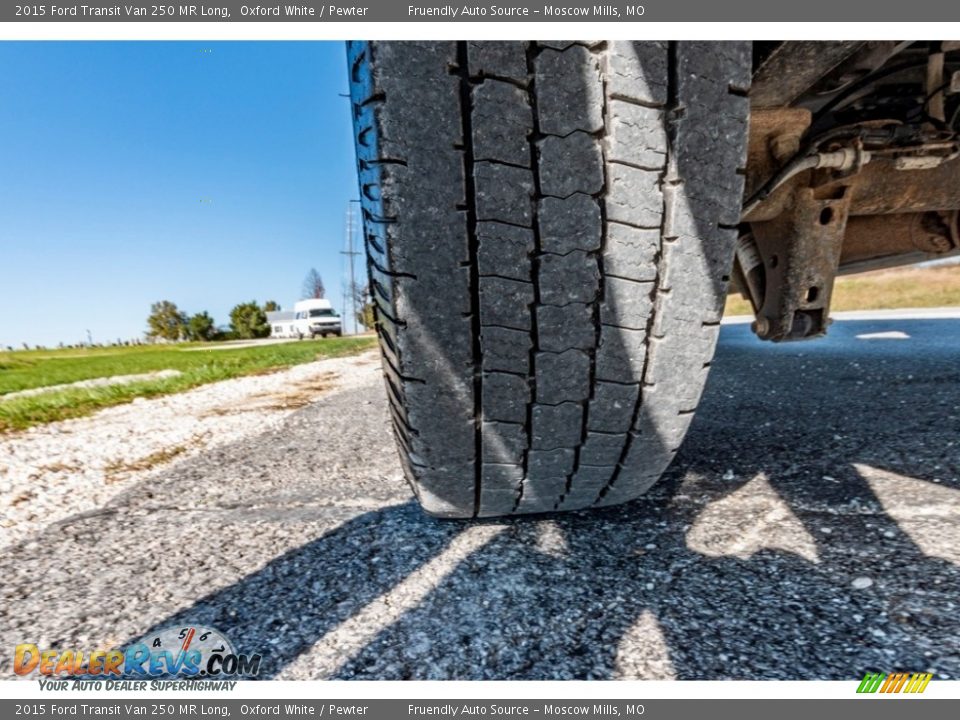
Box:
[857, 671, 932, 693]
[857, 672, 886, 693]
[906, 673, 933, 693]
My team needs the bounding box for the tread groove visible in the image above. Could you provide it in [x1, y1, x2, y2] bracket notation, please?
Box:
[514, 41, 544, 515]
[561, 44, 608, 507]
[455, 40, 485, 519]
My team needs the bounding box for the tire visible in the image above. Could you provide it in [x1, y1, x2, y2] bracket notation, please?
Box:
[349, 41, 750, 518]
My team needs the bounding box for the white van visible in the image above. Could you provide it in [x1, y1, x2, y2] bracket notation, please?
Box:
[293, 298, 342, 338]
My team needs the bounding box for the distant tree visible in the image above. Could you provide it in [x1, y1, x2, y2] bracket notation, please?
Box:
[184, 311, 217, 342]
[146, 301, 186, 341]
[229, 301, 270, 339]
[302, 268, 326, 299]
[358, 302, 375, 331]
[355, 285, 374, 330]
[263, 300, 281, 312]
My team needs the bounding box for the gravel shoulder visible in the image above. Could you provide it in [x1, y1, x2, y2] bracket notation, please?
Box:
[0, 350, 382, 549]
[0, 314, 957, 681]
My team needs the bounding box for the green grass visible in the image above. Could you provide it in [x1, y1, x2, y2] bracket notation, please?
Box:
[725, 264, 960, 317]
[0, 337, 376, 433]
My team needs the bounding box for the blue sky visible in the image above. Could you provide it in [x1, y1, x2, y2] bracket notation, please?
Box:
[0, 41, 358, 348]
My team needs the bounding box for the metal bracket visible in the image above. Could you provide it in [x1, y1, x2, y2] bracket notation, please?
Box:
[746, 185, 853, 341]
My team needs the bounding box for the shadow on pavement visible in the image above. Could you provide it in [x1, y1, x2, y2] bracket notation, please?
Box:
[127, 317, 960, 679]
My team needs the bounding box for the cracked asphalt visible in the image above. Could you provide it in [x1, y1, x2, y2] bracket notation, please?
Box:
[1, 312, 958, 680]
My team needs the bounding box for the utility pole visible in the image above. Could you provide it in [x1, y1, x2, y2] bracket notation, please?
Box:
[340, 201, 362, 335]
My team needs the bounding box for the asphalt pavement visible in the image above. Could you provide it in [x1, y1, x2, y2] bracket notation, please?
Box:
[1, 312, 958, 680]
